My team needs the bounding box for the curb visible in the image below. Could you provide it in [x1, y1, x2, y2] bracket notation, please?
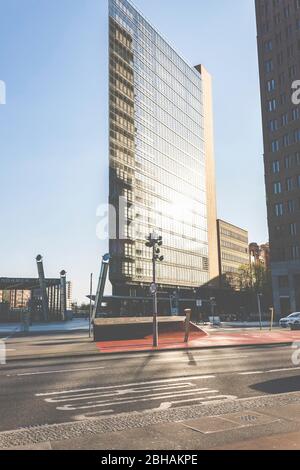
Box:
[5, 340, 295, 363]
[96, 340, 295, 356]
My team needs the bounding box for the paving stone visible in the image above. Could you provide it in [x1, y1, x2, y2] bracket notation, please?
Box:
[181, 416, 241, 434]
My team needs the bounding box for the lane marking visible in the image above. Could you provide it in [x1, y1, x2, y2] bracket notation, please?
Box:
[140, 354, 250, 365]
[55, 389, 221, 411]
[36, 375, 215, 397]
[7, 365, 105, 377]
[238, 366, 300, 376]
[46, 386, 210, 404]
[45, 383, 193, 402]
[162, 394, 237, 408]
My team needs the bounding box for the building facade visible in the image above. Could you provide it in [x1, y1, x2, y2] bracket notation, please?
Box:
[217, 220, 249, 290]
[108, 0, 218, 298]
[249, 242, 270, 270]
[255, 0, 300, 316]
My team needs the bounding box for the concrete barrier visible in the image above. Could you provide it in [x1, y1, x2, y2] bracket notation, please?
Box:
[93, 316, 204, 342]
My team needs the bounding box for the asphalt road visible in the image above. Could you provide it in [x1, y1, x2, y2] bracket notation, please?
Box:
[1, 343, 300, 434]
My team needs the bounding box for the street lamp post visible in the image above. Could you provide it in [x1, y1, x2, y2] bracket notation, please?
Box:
[257, 293, 263, 330]
[146, 232, 164, 347]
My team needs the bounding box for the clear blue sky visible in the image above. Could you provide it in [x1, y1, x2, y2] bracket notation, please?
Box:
[0, 0, 267, 303]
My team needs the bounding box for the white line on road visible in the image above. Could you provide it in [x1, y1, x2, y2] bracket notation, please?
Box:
[140, 353, 250, 365]
[46, 386, 210, 404]
[238, 366, 300, 376]
[45, 383, 193, 402]
[7, 365, 105, 377]
[36, 375, 215, 397]
[56, 388, 220, 411]
[162, 394, 237, 408]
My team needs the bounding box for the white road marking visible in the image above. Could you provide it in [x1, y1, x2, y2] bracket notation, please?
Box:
[36, 375, 229, 414]
[7, 365, 105, 377]
[36, 375, 215, 397]
[140, 353, 250, 363]
[56, 388, 221, 411]
[45, 383, 193, 402]
[239, 366, 300, 376]
[162, 394, 237, 408]
[48, 387, 211, 405]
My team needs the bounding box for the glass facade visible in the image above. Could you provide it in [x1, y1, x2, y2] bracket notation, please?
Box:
[109, 0, 209, 294]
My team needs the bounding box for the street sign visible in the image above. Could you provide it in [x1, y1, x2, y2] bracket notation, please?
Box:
[196, 300, 202, 307]
[150, 283, 157, 295]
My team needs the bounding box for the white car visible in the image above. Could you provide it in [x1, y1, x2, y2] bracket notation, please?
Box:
[279, 312, 300, 328]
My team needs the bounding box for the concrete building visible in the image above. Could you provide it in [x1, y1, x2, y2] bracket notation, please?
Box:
[217, 220, 249, 290]
[108, 0, 218, 300]
[255, 0, 300, 316]
[249, 242, 270, 270]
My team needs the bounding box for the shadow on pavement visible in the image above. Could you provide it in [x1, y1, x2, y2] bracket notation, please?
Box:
[251, 375, 300, 394]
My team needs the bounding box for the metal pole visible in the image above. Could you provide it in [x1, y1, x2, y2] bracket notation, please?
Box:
[257, 293, 262, 330]
[270, 307, 274, 331]
[36, 255, 50, 322]
[153, 245, 158, 347]
[89, 273, 93, 338]
[184, 309, 192, 343]
[60, 270, 67, 321]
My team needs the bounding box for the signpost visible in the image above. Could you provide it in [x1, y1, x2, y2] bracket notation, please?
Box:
[145, 233, 164, 347]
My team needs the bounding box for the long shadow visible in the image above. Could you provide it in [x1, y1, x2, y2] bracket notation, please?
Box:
[133, 353, 158, 378]
[185, 350, 197, 366]
[250, 375, 300, 394]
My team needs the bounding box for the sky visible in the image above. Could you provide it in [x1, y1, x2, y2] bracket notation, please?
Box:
[0, 0, 267, 303]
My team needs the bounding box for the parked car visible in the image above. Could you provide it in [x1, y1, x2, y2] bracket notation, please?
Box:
[279, 312, 300, 328]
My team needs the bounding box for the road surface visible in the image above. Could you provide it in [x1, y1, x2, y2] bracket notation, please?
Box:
[1, 343, 300, 440]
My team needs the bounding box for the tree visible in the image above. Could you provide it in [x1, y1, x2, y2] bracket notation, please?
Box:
[238, 263, 273, 309]
[238, 263, 272, 295]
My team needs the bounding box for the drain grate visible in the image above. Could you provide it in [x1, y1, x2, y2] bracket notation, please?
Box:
[220, 411, 279, 427]
[239, 414, 260, 423]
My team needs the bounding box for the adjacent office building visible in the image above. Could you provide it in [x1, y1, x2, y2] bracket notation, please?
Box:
[255, 0, 300, 315]
[108, 0, 218, 298]
[249, 242, 270, 270]
[217, 220, 249, 290]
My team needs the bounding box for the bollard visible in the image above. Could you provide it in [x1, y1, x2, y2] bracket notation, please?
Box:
[184, 309, 192, 343]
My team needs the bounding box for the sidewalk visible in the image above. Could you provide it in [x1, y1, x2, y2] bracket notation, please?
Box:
[2, 327, 300, 362]
[96, 328, 300, 354]
[0, 319, 90, 337]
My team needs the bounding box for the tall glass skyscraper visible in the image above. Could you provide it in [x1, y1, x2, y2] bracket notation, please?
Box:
[108, 0, 218, 298]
